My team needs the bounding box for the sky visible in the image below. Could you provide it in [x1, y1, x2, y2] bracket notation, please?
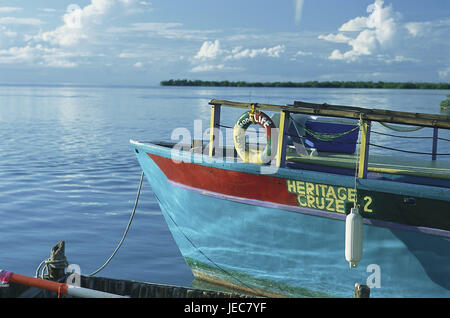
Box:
[0, 0, 449, 86]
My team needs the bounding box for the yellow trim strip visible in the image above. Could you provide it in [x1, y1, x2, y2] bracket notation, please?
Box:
[276, 111, 287, 168]
[358, 121, 369, 179]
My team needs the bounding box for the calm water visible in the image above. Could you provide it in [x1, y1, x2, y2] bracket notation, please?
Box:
[0, 85, 449, 289]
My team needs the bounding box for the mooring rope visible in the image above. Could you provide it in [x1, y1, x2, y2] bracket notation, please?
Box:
[87, 171, 145, 277]
[35, 259, 68, 279]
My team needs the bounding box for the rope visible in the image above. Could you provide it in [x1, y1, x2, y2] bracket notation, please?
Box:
[249, 104, 258, 124]
[218, 124, 234, 129]
[369, 143, 450, 156]
[87, 171, 144, 276]
[35, 259, 69, 279]
[371, 130, 433, 139]
[438, 136, 450, 142]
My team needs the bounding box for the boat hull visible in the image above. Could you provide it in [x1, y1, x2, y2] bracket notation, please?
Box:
[131, 141, 450, 298]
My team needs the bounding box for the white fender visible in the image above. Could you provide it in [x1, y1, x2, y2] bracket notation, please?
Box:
[345, 207, 363, 268]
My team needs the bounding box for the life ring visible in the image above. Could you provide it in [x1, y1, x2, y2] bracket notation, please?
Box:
[233, 109, 277, 164]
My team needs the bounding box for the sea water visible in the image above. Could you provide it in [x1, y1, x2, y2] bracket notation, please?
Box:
[0, 85, 449, 288]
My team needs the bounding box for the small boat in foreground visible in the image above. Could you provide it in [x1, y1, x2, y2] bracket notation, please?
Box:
[131, 99, 450, 297]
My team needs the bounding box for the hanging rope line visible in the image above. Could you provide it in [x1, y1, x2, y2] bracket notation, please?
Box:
[377, 121, 424, 132]
[286, 133, 360, 145]
[438, 136, 450, 142]
[371, 130, 433, 139]
[87, 171, 144, 277]
[369, 143, 450, 156]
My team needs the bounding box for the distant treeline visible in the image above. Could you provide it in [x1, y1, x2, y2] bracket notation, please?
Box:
[160, 79, 450, 90]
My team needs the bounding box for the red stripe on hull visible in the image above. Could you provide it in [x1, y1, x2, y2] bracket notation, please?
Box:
[148, 154, 298, 206]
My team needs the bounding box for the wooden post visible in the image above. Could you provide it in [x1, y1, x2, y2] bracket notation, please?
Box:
[47, 241, 68, 281]
[276, 111, 289, 168]
[209, 104, 221, 157]
[432, 127, 438, 160]
[354, 283, 370, 298]
[358, 120, 371, 179]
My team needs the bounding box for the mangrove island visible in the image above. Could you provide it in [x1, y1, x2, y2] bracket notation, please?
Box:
[160, 79, 450, 90]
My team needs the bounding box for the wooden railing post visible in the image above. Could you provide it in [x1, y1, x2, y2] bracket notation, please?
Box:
[358, 120, 371, 179]
[432, 127, 438, 160]
[276, 111, 290, 168]
[209, 104, 221, 157]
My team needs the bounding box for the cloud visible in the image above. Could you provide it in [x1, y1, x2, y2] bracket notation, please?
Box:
[36, 0, 133, 47]
[438, 66, 450, 80]
[0, 17, 44, 26]
[118, 52, 141, 58]
[405, 19, 450, 37]
[190, 63, 243, 73]
[0, 46, 36, 63]
[194, 40, 285, 62]
[318, 33, 351, 43]
[225, 44, 285, 60]
[0, 44, 77, 67]
[194, 40, 221, 60]
[108, 22, 214, 40]
[0, 0, 142, 68]
[39, 8, 57, 13]
[339, 17, 368, 32]
[320, 1, 450, 72]
[295, 50, 312, 56]
[0, 7, 22, 13]
[375, 54, 419, 64]
[319, 0, 398, 62]
[190, 64, 226, 72]
[126, 22, 183, 32]
[291, 50, 313, 61]
[191, 40, 284, 72]
[0, 0, 185, 73]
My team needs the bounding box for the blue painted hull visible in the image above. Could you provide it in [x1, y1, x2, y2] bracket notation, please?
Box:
[132, 141, 450, 298]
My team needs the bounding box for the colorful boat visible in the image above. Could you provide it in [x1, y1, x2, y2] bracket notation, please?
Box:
[130, 99, 450, 298]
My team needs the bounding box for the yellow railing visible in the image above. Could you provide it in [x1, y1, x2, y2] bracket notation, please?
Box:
[208, 99, 450, 178]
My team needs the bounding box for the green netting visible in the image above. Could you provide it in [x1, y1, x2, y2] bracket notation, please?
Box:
[303, 125, 360, 142]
